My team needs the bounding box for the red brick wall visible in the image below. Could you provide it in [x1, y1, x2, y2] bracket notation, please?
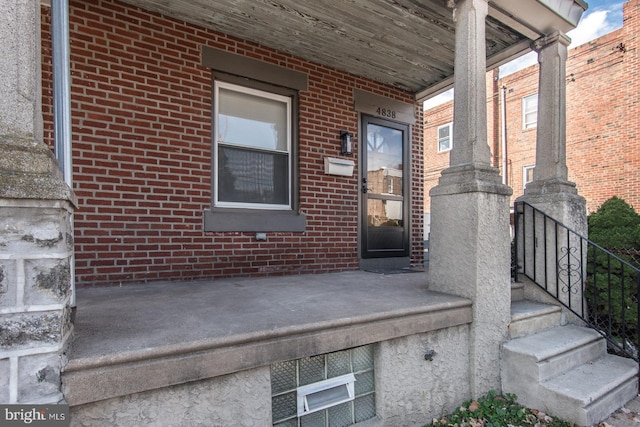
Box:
[41, 0, 423, 286]
[499, 65, 540, 200]
[424, 0, 640, 215]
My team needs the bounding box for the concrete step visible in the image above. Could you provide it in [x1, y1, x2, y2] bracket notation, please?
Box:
[509, 300, 562, 338]
[511, 281, 524, 302]
[503, 324, 605, 382]
[542, 354, 639, 426]
[502, 324, 639, 426]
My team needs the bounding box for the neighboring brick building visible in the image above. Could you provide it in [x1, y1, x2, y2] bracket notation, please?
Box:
[424, 0, 640, 216]
[40, 0, 424, 287]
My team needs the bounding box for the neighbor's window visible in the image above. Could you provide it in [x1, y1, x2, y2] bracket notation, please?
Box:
[522, 94, 538, 129]
[214, 81, 292, 210]
[523, 165, 535, 191]
[437, 122, 452, 152]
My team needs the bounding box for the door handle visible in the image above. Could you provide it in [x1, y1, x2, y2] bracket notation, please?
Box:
[362, 178, 372, 193]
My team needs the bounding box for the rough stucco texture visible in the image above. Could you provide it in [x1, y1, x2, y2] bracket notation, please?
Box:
[429, 190, 511, 397]
[375, 326, 471, 426]
[69, 367, 271, 427]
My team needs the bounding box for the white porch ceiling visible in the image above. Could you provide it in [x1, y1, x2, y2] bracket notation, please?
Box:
[119, 0, 586, 100]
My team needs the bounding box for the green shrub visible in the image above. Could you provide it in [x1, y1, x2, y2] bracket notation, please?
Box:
[427, 390, 573, 427]
[588, 197, 640, 252]
[586, 197, 640, 351]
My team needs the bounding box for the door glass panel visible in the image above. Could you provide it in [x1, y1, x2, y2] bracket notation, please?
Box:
[364, 121, 406, 255]
[366, 124, 403, 232]
[366, 200, 403, 227]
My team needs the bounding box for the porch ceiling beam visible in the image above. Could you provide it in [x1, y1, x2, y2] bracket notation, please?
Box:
[415, 39, 534, 102]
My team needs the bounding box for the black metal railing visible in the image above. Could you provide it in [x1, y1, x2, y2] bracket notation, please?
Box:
[513, 201, 640, 361]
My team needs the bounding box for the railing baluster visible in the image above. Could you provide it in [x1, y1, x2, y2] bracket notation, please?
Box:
[522, 206, 527, 275]
[553, 220, 558, 298]
[622, 263, 626, 352]
[607, 254, 613, 343]
[567, 227, 572, 310]
[637, 270, 640, 364]
[591, 243, 598, 329]
[580, 234, 585, 319]
[532, 206, 536, 283]
[514, 203, 520, 282]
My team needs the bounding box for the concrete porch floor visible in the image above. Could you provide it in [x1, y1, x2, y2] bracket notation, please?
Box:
[63, 269, 473, 406]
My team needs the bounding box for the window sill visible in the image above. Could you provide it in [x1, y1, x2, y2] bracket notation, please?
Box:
[203, 208, 306, 232]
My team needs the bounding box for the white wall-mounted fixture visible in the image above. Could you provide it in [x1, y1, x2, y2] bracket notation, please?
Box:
[324, 157, 355, 176]
[296, 373, 356, 417]
[255, 233, 267, 241]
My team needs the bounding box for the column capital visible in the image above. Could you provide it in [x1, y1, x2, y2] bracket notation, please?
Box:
[532, 31, 571, 52]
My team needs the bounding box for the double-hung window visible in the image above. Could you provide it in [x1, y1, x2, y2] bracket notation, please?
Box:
[523, 165, 535, 191]
[522, 94, 538, 129]
[202, 46, 307, 232]
[214, 81, 292, 210]
[437, 122, 452, 152]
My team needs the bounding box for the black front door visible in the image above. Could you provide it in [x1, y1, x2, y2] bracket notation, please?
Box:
[361, 115, 409, 259]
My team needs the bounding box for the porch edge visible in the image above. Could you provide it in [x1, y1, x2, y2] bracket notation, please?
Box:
[62, 300, 472, 406]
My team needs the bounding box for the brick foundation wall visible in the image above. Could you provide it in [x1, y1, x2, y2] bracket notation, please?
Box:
[424, 0, 640, 214]
[41, 0, 423, 287]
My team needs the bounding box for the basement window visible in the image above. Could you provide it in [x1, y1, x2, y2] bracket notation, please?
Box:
[271, 345, 376, 427]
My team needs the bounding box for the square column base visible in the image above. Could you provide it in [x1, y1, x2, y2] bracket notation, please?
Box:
[428, 170, 512, 398]
[518, 182, 586, 236]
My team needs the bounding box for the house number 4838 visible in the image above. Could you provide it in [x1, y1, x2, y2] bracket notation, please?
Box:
[376, 107, 396, 119]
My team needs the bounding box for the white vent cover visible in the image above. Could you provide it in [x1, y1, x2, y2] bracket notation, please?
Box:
[296, 373, 356, 416]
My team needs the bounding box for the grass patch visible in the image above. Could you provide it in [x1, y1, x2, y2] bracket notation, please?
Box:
[427, 390, 575, 427]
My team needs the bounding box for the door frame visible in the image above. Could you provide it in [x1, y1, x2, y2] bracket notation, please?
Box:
[359, 114, 411, 267]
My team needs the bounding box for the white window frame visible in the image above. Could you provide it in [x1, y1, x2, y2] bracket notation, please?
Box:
[213, 81, 292, 210]
[523, 164, 535, 191]
[437, 122, 453, 153]
[522, 94, 538, 129]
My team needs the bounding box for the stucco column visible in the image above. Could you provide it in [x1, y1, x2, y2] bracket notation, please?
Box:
[0, 0, 75, 404]
[517, 32, 587, 321]
[527, 32, 575, 193]
[428, 0, 512, 398]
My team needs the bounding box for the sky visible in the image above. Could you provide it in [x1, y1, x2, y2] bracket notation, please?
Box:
[423, 0, 625, 109]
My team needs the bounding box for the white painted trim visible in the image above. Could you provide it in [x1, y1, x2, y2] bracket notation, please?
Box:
[9, 357, 18, 403]
[0, 303, 69, 315]
[16, 259, 25, 306]
[0, 252, 73, 260]
[0, 344, 66, 359]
